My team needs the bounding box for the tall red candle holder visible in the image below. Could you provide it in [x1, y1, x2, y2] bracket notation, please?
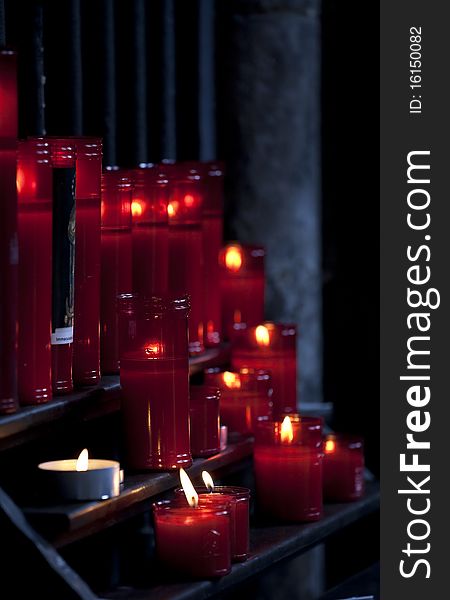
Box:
[231, 322, 298, 417]
[202, 161, 224, 347]
[254, 415, 323, 522]
[167, 163, 205, 355]
[204, 368, 273, 435]
[118, 293, 192, 470]
[72, 138, 103, 387]
[17, 139, 52, 405]
[323, 434, 365, 502]
[153, 498, 231, 578]
[219, 242, 265, 341]
[189, 385, 221, 458]
[50, 139, 76, 395]
[131, 166, 169, 295]
[100, 168, 133, 374]
[0, 49, 18, 413]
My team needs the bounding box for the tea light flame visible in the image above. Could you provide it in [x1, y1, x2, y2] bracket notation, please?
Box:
[76, 448, 89, 472]
[131, 199, 143, 217]
[167, 201, 178, 218]
[223, 371, 241, 389]
[144, 342, 162, 356]
[280, 416, 294, 444]
[180, 468, 198, 508]
[202, 470, 215, 492]
[325, 439, 336, 454]
[225, 245, 242, 272]
[255, 325, 270, 347]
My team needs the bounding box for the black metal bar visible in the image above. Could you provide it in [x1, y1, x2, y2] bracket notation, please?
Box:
[198, 0, 216, 160]
[0, 0, 5, 47]
[132, 0, 147, 164]
[161, 0, 176, 159]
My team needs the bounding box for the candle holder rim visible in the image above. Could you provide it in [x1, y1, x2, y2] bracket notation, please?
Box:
[152, 499, 230, 516]
[117, 292, 191, 314]
[324, 433, 364, 448]
[189, 385, 221, 402]
[174, 486, 250, 499]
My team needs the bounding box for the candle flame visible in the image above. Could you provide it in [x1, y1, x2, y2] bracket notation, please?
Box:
[131, 199, 143, 217]
[16, 167, 25, 194]
[223, 371, 241, 389]
[233, 309, 242, 324]
[180, 468, 198, 508]
[167, 201, 178, 218]
[76, 448, 89, 472]
[225, 245, 242, 272]
[144, 342, 161, 356]
[202, 471, 215, 491]
[255, 325, 270, 347]
[325, 439, 336, 454]
[280, 416, 294, 444]
[184, 193, 195, 207]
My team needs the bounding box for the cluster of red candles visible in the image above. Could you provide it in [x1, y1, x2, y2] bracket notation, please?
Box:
[1, 51, 365, 581]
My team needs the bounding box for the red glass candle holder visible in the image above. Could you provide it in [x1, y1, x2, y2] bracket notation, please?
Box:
[254, 416, 323, 522]
[72, 138, 103, 387]
[166, 163, 205, 355]
[189, 385, 221, 458]
[202, 161, 224, 347]
[232, 322, 297, 417]
[175, 485, 250, 562]
[204, 368, 273, 435]
[50, 139, 77, 395]
[17, 139, 52, 405]
[153, 499, 231, 578]
[118, 293, 192, 470]
[100, 168, 133, 374]
[219, 242, 265, 341]
[131, 166, 169, 295]
[0, 49, 18, 413]
[323, 434, 365, 502]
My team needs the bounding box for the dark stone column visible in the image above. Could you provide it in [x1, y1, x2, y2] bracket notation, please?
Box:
[218, 0, 322, 404]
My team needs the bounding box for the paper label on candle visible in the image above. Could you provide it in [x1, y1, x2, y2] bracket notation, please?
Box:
[52, 167, 76, 344]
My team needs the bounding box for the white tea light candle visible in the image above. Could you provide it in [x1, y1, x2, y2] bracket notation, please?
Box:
[38, 448, 121, 501]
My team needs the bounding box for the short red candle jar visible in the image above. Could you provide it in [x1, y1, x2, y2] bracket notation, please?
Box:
[72, 137, 103, 387]
[219, 243, 265, 341]
[153, 499, 231, 578]
[323, 434, 365, 502]
[167, 163, 205, 355]
[189, 386, 221, 458]
[204, 368, 273, 435]
[202, 161, 224, 347]
[0, 49, 18, 414]
[254, 416, 323, 522]
[100, 168, 133, 374]
[131, 166, 169, 295]
[176, 486, 250, 562]
[17, 139, 52, 405]
[50, 139, 77, 395]
[118, 293, 192, 471]
[232, 322, 297, 417]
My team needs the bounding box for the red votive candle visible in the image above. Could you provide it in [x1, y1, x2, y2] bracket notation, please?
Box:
[323, 434, 365, 502]
[72, 138, 103, 387]
[17, 140, 52, 405]
[118, 293, 192, 470]
[175, 486, 250, 562]
[153, 499, 231, 578]
[189, 386, 221, 458]
[204, 368, 273, 435]
[100, 168, 133, 374]
[131, 165, 169, 295]
[232, 322, 298, 417]
[202, 161, 224, 347]
[219, 242, 265, 341]
[167, 163, 204, 355]
[50, 139, 76, 395]
[254, 416, 323, 522]
[0, 49, 18, 413]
